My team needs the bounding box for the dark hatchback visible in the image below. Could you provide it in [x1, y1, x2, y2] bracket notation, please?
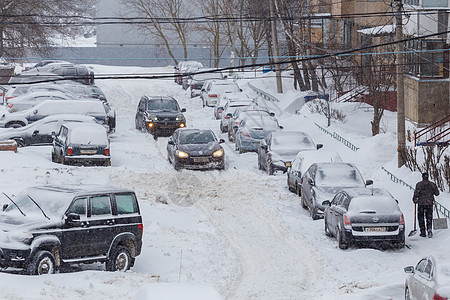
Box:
[135, 96, 186, 139]
[0, 185, 143, 275]
[167, 128, 225, 170]
[323, 187, 405, 250]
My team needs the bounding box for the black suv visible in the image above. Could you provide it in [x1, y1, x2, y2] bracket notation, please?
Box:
[0, 185, 143, 275]
[135, 96, 186, 139]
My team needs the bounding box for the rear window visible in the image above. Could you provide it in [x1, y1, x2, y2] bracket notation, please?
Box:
[70, 126, 108, 145]
[116, 194, 138, 214]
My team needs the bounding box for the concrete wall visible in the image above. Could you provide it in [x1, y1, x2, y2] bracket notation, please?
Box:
[404, 75, 449, 125]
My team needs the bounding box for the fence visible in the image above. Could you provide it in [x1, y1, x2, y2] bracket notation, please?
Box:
[314, 122, 360, 152]
[248, 83, 280, 102]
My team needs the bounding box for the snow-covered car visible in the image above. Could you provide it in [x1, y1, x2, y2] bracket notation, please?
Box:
[235, 116, 282, 153]
[4, 82, 79, 101]
[0, 114, 99, 147]
[135, 96, 186, 140]
[227, 108, 275, 142]
[219, 99, 256, 133]
[52, 122, 111, 166]
[190, 69, 224, 98]
[174, 61, 203, 85]
[214, 91, 250, 119]
[201, 80, 241, 107]
[7, 90, 81, 112]
[59, 83, 107, 102]
[181, 65, 201, 90]
[323, 187, 405, 249]
[0, 99, 115, 133]
[167, 128, 225, 170]
[404, 256, 450, 300]
[0, 184, 143, 275]
[301, 162, 373, 220]
[287, 149, 343, 196]
[258, 131, 323, 175]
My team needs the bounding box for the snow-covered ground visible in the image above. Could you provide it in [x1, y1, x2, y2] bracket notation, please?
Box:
[0, 65, 448, 299]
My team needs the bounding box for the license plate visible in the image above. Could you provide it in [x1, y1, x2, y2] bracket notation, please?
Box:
[364, 227, 386, 232]
[193, 158, 209, 163]
[81, 150, 97, 155]
[159, 125, 173, 129]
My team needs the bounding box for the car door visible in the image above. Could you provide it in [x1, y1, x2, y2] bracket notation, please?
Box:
[88, 194, 116, 256]
[61, 197, 92, 259]
[136, 98, 146, 128]
[302, 164, 317, 210]
[413, 258, 437, 300]
[335, 194, 349, 232]
[28, 120, 60, 145]
[167, 133, 177, 161]
[53, 125, 68, 158]
[327, 193, 343, 235]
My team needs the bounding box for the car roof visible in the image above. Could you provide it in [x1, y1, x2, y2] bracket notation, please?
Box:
[340, 187, 392, 198]
[26, 184, 135, 200]
[146, 96, 176, 101]
[62, 122, 106, 130]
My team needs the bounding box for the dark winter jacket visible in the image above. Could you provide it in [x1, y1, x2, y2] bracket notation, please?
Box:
[413, 179, 440, 206]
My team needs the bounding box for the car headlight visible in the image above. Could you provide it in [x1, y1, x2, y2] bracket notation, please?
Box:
[213, 149, 224, 157]
[175, 115, 185, 122]
[176, 150, 189, 158]
[146, 115, 157, 121]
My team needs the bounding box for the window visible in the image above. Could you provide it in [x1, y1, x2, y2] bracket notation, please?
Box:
[91, 195, 112, 216]
[67, 197, 87, 217]
[405, 39, 448, 78]
[116, 194, 138, 214]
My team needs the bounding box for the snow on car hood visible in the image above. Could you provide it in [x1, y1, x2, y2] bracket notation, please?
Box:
[177, 142, 221, 155]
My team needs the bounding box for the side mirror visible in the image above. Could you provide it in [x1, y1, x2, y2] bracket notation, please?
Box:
[365, 180, 373, 186]
[322, 200, 331, 207]
[181, 108, 186, 113]
[308, 178, 315, 186]
[316, 144, 323, 150]
[219, 139, 225, 144]
[66, 213, 80, 223]
[51, 131, 56, 139]
[240, 89, 243, 92]
[33, 109, 38, 115]
[2, 204, 8, 211]
[279, 125, 284, 129]
[226, 113, 232, 118]
[32, 130, 39, 136]
[269, 112, 275, 117]
[404, 266, 414, 274]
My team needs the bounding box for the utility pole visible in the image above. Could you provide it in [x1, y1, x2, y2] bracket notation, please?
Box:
[269, 0, 283, 93]
[395, 0, 406, 167]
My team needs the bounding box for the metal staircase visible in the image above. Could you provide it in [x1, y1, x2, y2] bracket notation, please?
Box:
[415, 115, 450, 146]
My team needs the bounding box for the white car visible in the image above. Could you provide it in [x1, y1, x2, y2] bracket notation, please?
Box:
[227, 108, 275, 142]
[201, 80, 241, 107]
[214, 92, 250, 119]
[404, 256, 450, 300]
[7, 90, 80, 112]
[219, 100, 256, 133]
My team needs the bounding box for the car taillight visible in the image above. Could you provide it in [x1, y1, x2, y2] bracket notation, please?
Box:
[235, 121, 240, 125]
[105, 148, 110, 156]
[6, 96, 14, 100]
[191, 83, 194, 89]
[399, 214, 405, 225]
[343, 214, 351, 225]
[67, 148, 73, 156]
[138, 223, 144, 234]
[241, 131, 250, 137]
[209, 94, 217, 98]
[224, 115, 230, 119]
[433, 293, 448, 300]
[7, 103, 13, 108]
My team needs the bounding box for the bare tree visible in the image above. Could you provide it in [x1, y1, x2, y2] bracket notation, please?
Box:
[0, 0, 93, 60]
[122, 0, 192, 65]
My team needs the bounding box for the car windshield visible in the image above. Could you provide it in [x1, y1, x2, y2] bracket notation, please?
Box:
[179, 131, 216, 144]
[271, 134, 315, 151]
[147, 100, 179, 112]
[316, 164, 365, 187]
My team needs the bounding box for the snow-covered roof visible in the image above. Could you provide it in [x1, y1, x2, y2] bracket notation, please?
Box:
[358, 24, 395, 36]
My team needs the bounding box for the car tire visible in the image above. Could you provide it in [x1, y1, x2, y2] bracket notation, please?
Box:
[296, 184, 301, 197]
[13, 138, 25, 147]
[173, 159, 181, 171]
[153, 134, 158, 141]
[106, 246, 133, 272]
[267, 163, 274, 175]
[287, 178, 294, 192]
[336, 226, 348, 250]
[51, 152, 57, 163]
[5, 121, 25, 128]
[301, 192, 308, 209]
[105, 160, 111, 167]
[324, 218, 333, 237]
[405, 287, 411, 300]
[27, 250, 56, 275]
[239, 147, 245, 154]
[310, 206, 319, 220]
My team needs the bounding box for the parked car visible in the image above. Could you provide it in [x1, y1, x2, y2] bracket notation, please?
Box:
[181, 65, 201, 90]
[0, 114, 99, 147]
[287, 149, 342, 196]
[174, 61, 203, 85]
[0, 100, 116, 133]
[59, 83, 107, 102]
[190, 69, 224, 98]
[51, 122, 111, 166]
[7, 90, 81, 112]
[235, 116, 282, 153]
[404, 256, 450, 300]
[323, 187, 405, 249]
[42, 64, 94, 85]
[167, 128, 225, 170]
[214, 92, 251, 119]
[4, 82, 79, 101]
[227, 108, 275, 142]
[0, 184, 143, 274]
[201, 80, 241, 107]
[8, 72, 65, 85]
[135, 96, 186, 139]
[258, 131, 322, 175]
[219, 100, 256, 133]
[301, 162, 373, 220]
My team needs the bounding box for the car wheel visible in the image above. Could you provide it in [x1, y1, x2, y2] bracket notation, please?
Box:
[13, 139, 25, 147]
[105, 160, 111, 167]
[5, 121, 25, 128]
[61, 153, 65, 165]
[27, 250, 56, 275]
[336, 226, 348, 250]
[267, 163, 274, 175]
[106, 246, 133, 272]
[51, 152, 57, 163]
[310, 206, 319, 220]
[153, 134, 158, 141]
[324, 218, 333, 237]
[301, 192, 307, 209]
[173, 159, 181, 171]
[239, 147, 245, 154]
[296, 184, 301, 197]
[405, 286, 411, 300]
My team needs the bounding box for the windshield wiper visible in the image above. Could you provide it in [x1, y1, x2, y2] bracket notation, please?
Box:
[27, 195, 50, 220]
[2, 192, 26, 216]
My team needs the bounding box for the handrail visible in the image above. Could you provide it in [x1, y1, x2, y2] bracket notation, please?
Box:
[248, 83, 280, 102]
[381, 167, 450, 218]
[415, 115, 450, 146]
[314, 122, 360, 152]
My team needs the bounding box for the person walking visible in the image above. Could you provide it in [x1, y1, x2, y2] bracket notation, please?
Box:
[413, 172, 440, 238]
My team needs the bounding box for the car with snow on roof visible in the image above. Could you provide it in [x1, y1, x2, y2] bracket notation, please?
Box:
[0, 184, 143, 275]
[322, 187, 404, 249]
